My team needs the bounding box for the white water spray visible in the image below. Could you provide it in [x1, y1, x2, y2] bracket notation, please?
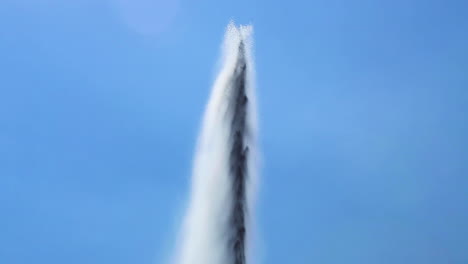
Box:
[174, 23, 258, 264]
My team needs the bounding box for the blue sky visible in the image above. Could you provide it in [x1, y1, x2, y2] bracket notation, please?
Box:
[1, 0, 467, 263]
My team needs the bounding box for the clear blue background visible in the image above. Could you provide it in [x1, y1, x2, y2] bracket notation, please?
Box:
[1, 0, 467, 263]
